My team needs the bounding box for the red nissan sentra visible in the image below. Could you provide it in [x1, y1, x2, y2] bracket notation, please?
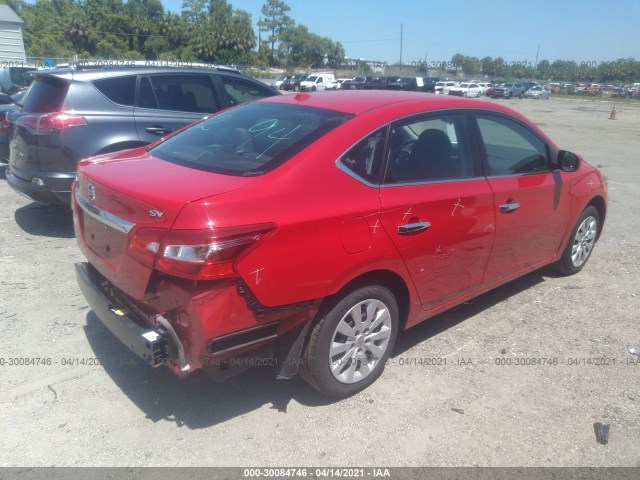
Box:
[73, 90, 607, 397]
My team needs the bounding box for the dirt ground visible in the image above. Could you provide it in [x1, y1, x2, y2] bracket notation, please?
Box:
[0, 95, 639, 468]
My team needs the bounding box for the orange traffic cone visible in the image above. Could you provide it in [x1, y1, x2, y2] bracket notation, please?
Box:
[609, 104, 617, 120]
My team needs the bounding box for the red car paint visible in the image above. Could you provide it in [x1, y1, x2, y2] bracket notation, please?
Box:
[72, 90, 607, 384]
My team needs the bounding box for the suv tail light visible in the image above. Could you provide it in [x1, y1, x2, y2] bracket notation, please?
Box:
[37, 113, 87, 134]
[0, 114, 9, 138]
[16, 112, 87, 135]
[128, 224, 276, 280]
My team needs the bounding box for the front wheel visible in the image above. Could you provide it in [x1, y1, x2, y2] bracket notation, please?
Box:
[555, 206, 600, 275]
[301, 285, 399, 398]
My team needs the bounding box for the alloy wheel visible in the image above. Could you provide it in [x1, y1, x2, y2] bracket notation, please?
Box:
[571, 215, 597, 268]
[328, 298, 393, 384]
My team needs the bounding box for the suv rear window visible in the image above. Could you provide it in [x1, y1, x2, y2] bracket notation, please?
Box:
[21, 77, 69, 113]
[150, 102, 353, 176]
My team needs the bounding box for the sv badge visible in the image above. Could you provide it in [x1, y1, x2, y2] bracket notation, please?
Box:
[149, 209, 164, 218]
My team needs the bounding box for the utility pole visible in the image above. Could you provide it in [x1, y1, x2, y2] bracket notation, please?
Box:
[535, 44, 540, 68]
[399, 23, 403, 76]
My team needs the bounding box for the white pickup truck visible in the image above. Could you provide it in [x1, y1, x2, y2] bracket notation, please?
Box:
[300, 72, 336, 91]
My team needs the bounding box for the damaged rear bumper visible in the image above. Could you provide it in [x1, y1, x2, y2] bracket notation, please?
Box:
[75, 262, 176, 369]
[76, 262, 319, 379]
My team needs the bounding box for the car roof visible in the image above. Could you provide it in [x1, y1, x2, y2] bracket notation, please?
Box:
[29, 65, 244, 82]
[256, 90, 522, 117]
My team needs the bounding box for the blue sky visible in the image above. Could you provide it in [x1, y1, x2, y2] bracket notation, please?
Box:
[161, 1, 639, 64]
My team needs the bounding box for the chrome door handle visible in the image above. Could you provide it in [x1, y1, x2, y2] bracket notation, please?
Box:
[145, 126, 172, 135]
[398, 221, 431, 234]
[499, 202, 521, 212]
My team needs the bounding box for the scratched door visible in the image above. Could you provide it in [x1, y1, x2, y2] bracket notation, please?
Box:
[378, 112, 495, 311]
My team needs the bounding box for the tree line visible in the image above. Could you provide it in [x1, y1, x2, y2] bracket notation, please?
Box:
[7, 0, 345, 69]
[417, 54, 640, 84]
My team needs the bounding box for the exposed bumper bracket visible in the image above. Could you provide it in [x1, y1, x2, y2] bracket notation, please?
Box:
[75, 262, 169, 368]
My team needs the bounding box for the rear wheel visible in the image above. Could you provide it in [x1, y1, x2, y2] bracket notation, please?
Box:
[301, 285, 399, 398]
[555, 206, 599, 275]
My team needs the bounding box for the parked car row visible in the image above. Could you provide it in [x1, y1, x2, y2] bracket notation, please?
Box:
[341, 76, 441, 92]
[2, 64, 608, 398]
[274, 74, 443, 93]
[548, 82, 640, 99]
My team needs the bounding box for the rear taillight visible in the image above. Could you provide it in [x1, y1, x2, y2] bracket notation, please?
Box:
[0, 115, 8, 137]
[128, 228, 165, 269]
[16, 112, 87, 135]
[37, 113, 87, 134]
[128, 224, 275, 280]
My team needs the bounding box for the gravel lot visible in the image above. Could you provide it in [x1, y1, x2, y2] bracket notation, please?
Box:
[0, 95, 639, 468]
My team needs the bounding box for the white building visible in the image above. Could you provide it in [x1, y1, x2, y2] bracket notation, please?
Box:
[0, 5, 27, 62]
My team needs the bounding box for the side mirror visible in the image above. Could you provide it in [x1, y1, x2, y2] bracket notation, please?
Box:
[558, 150, 580, 172]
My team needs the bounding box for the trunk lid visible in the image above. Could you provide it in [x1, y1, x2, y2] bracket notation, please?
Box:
[75, 149, 252, 299]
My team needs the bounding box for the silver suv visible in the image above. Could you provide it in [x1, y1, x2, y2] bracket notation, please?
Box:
[6, 63, 278, 205]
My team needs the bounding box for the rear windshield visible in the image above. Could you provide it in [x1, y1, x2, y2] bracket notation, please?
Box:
[21, 77, 69, 113]
[150, 102, 353, 176]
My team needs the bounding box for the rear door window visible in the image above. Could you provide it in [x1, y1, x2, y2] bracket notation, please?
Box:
[137, 74, 219, 113]
[385, 113, 475, 183]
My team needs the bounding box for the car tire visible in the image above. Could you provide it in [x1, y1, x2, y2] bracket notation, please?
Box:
[301, 284, 399, 398]
[294, 85, 300, 92]
[555, 206, 599, 275]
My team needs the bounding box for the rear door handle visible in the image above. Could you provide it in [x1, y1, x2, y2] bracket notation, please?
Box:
[145, 125, 172, 135]
[499, 201, 521, 212]
[398, 221, 431, 234]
